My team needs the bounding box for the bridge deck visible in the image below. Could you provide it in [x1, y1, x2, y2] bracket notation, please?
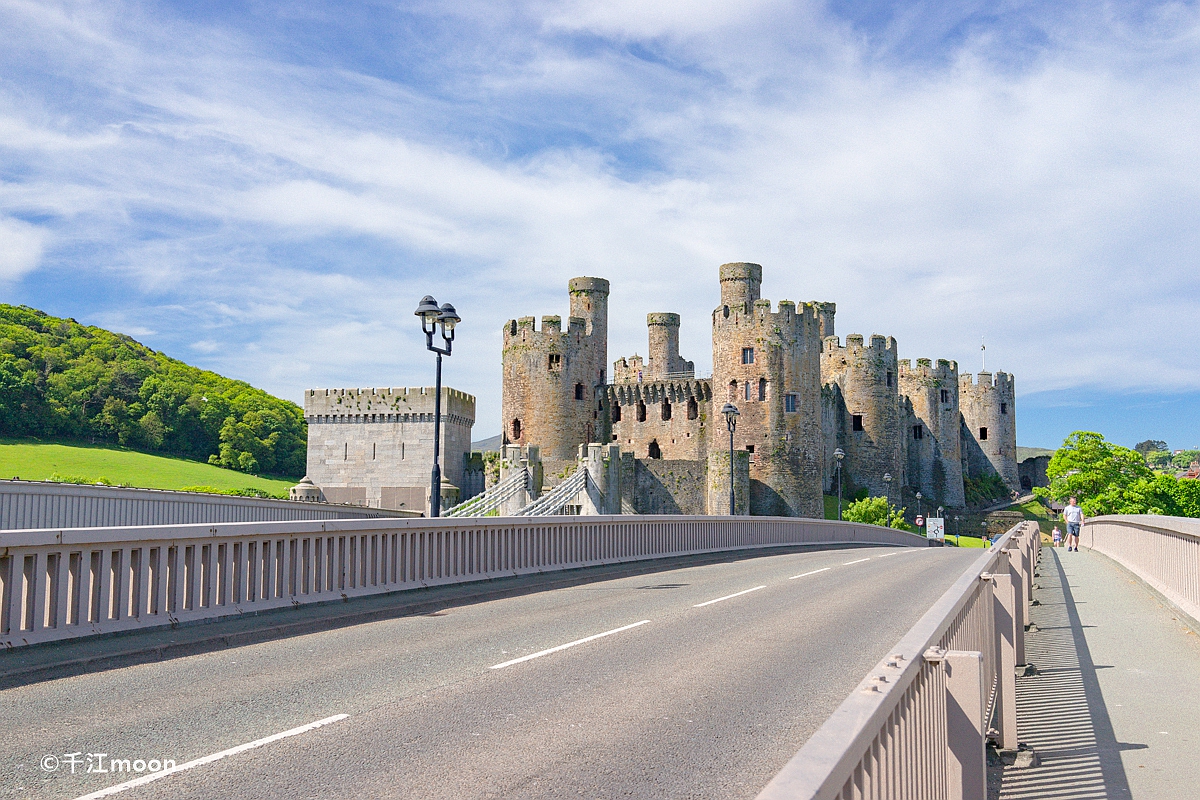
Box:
[998, 547, 1200, 799]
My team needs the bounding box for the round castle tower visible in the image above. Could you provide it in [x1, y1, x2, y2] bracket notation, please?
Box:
[646, 313, 694, 379]
[959, 371, 1019, 491]
[899, 358, 965, 507]
[820, 333, 905, 500]
[710, 262, 823, 517]
[502, 277, 610, 466]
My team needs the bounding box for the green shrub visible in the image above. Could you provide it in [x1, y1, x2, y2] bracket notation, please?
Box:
[843, 496, 915, 531]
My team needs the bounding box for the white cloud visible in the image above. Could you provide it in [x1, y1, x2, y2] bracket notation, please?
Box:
[0, 217, 49, 280]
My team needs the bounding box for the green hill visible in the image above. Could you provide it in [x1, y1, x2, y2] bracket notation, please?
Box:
[0, 439, 297, 496]
[0, 304, 305, 477]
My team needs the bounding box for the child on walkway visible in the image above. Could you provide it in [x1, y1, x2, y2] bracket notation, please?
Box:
[1052, 526, 1062, 548]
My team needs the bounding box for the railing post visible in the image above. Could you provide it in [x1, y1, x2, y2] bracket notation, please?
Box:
[992, 570, 1019, 749]
[1005, 547, 1027, 666]
[944, 650, 987, 800]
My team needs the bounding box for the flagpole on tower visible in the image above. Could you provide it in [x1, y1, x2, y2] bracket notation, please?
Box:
[981, 337, 986, 371]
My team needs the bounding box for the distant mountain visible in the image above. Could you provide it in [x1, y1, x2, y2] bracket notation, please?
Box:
[1016, 446, 1056, 462]
[472, 434, 502, 452]
[0, 304, 305, 477]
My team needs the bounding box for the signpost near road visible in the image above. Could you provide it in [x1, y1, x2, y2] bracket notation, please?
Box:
[926, 517, 945, 543]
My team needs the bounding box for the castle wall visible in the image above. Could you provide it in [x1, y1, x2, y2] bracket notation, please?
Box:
[502, 277, 610, 463]
[959, 371, 1019, 490]
[618, 456, 708, 515]
[609, 379, 711, 462]
[821, 334, 905, 501]
[305, 387, 475, 514]
[711, 263, 824, 518]
[899, 358, 966, 507]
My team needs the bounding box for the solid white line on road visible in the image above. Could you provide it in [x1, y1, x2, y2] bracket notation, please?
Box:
[788, 567, 831, 580]
[490, 620, 651, 669]
[73, 714, 350, 800]
[693, 585, 767, 608]
[842, 558, 870, 565]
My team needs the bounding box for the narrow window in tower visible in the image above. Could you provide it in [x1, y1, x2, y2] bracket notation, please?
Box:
[512, 418, 522, 440]
[687, 396, 698, 420]
[744, 381, 752, 401]
[662, 400, 672, 420]
[373, 443, 376, 459]
[980, 427, 988, 441]
[600, 369, 605, 384]
[728, 380, 738, 400]
[575, 383, 584, 400]
[913, 425, 923, 440]
[785, 393, 797, 413]
[742, 347, 755, 364]
[1000, 402, 1008, 415]
[612, 403, 622, 422]
[746, 444, 755, 453]
[648, 440, 662, 459]
[344, 443, 348, 460]
[852, 414, 864, 432]
[886, 371, 893, 388]
[548, 353, 561, 370]
[758, 378, 767, 401]
[637, 401, 647, 422]
[941, 389, 950, 403]
[401, 442, 405, 459]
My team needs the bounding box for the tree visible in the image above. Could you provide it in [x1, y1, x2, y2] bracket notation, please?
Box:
[1134, 439, 1168, 455]
[843, 496, 915, 531]
[1035, 431, 1200, 518]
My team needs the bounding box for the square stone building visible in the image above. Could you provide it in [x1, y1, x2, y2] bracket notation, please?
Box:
[304, 386, 476, 514]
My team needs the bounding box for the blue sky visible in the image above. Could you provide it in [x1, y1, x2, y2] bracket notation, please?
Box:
[2, 0, 1198, 451]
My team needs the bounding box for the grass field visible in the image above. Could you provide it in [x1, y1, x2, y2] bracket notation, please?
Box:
[945, 534, 989, 548]
[0, 440, 299, 496]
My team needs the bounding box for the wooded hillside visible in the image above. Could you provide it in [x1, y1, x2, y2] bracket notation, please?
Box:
[0, 305, 305, 477]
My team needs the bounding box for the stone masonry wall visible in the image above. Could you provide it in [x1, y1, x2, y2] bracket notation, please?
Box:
[899, 358, 966, 507]
[959, 371, 1019, 490]
[305, 386, 475, 513]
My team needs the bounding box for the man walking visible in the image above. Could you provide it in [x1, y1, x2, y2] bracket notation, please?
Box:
[1063, 497, 1084, 551]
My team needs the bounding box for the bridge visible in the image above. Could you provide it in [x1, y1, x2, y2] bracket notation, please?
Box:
[1, 511, 1196, 799]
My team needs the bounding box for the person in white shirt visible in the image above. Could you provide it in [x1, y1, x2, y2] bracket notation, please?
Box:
[1063, 497, 1084, 551]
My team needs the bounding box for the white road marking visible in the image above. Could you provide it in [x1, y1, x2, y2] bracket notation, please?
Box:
[73, 714, 349, 800]
[693, 585, 766, 608]
[842, 558, 870, 565]
[788, 567, 831, 580]
[490, 620, 651, 669]
[876, 553, 898, 558]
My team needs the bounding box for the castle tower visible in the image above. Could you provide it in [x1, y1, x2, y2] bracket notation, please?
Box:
[502, 277, 610, 471]
[959, 371, 1019, 490]
[814, 302, 836, 339]
[821, 334, 905, 500]
[646, 313, 694, 379]
[711, 263, 823, 517]
[899, 358, 965, 507]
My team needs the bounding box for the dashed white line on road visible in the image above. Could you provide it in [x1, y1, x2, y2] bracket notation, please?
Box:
[693, 585, 767, 608]
[490, 620, 651, 669]
[842, 558, 871, 565]
[788, 568, 831, 580]
[74, 714, 350, 800]
[877, 553, 898, 558]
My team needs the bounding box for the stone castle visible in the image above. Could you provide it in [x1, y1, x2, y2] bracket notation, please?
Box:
[502, 262, 1018, 516]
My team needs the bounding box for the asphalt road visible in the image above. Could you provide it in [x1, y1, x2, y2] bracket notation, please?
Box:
[3, 544, 979, 800]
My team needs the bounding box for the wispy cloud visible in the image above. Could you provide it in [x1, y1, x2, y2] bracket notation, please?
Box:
[1, 0, 1198, 445]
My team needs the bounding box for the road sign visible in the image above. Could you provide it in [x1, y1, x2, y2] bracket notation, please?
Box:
[915, 515, 924, 528]
[926, 517, 945, 541]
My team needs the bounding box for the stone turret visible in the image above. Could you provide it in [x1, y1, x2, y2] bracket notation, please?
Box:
[646, 313, 694, 379]
[960, 371, 1019, 491]
[821, 334, 905, 500]
[814, 302, 836, 339]
[899, 358, 965, 507]
[502, 278, 610, 469]
[711, 263, 823, 517]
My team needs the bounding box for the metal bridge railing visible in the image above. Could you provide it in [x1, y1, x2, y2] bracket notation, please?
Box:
[514, 468, 586, 516]
[1082, 515, 1200, 625]
[757, 521, 1041, 800]
[0, 516, 923, 649]
[443, 469, 529, 518]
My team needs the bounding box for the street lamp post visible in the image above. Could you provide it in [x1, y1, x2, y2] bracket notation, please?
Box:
[916, 491, 923, 520]
[414, 295, 461, 518]
[721, 403, 739, 515]
[834, 448, 845, 520]
[883, 473, 893, 516]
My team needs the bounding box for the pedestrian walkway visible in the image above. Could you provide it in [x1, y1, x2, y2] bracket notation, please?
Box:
[997, 547, 1200, 799]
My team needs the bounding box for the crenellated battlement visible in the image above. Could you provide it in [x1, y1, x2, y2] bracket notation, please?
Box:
[899, 357, 959, 382]
[608, 378, 713, 407]
[959, 371, 1015, 396]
